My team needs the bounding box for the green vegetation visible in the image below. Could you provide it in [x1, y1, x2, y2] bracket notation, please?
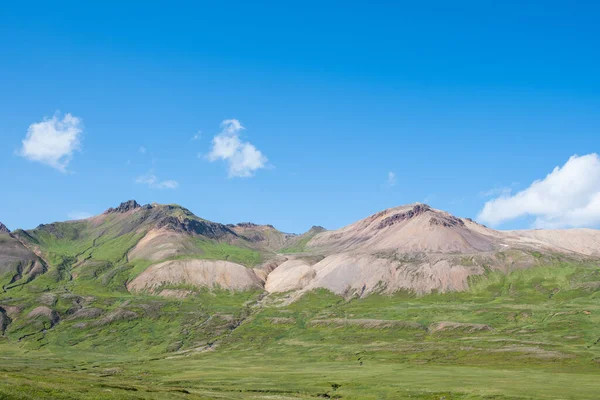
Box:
[2, 261, 600, 399]
[279, 229, 323, 254]
[190, 237, 263, 266]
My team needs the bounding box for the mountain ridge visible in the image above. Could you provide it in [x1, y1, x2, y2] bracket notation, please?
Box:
[2, 200, 600, 299]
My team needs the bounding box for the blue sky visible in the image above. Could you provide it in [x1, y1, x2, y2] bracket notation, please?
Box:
[1, 1, 599, 233]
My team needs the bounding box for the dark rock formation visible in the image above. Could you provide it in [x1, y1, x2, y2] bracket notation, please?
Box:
[429, 215, 465, 228]
[233, 222, 260, 228]
[106, 200, 143, 214]
[0, 307, 11, 335]
[157, 216, 236, 239]
[0, 222, 10, 234]
[376, 204, 431, 229]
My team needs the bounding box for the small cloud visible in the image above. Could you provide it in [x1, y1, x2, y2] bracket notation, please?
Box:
[18, 112, 83, 172]
[387, 171, 396, 187]
[479, 186, 513, 198]
[135, 172, 179, 190]
[191, 131, 202, 141]
[68, 211, 92, 220]
[139, 146, 147, 154]
[477, 153, 600, 228]
[207, 119, 268, 178]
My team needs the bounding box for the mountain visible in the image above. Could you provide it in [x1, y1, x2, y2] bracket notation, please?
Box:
[266, 203, 600, 296]
[7, 200, 291, 296]
[3, 201, 600, 299]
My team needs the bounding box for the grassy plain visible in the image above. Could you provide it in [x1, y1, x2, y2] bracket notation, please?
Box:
[2, 261, 600, 399]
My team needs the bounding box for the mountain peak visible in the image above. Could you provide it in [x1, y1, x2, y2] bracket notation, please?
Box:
[105, 200, 146, 214]
[375, 204, 432, 229]
[0, 222, 10, 233]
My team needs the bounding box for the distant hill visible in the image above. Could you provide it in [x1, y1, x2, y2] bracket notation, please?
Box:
[2, 200, 600, 298]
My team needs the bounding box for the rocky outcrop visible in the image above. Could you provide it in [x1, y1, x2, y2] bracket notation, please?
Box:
[156, 216, 236, 239]
[105, 200, 143, 214]
[0, 222, 10, 234]
[229, 222, 260, 228]
[429, 215, 465, 228]
[376, 204, 431, 229]
[0, 307, 11, 335]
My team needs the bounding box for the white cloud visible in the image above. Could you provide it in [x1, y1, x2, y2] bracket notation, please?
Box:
[68, 211, 93, 220]
[207, 119, 268, 178]
[139, 146, 147, 154]
[192, 131, 201, 141]
[135, 172, 179, 190]
[387, 171, 396, 187]
[479, 186, 512, 198]
[18, 113, 83, 172]
[479, 182, 519, 198]
[477, 153, 600, 228]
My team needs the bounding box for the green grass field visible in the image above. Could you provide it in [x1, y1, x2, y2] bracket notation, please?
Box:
[2, 261, 600, 399]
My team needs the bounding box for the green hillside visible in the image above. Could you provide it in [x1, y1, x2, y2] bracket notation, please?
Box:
[2, 259, 600, 399]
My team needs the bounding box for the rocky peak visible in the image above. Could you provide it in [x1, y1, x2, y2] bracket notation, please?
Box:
[229, 222, 278, 230]
[376, 204, 431, 229]
[234, 222, 260, 228]
[105, 200, 144, 214]
[0, 222, 10, 233]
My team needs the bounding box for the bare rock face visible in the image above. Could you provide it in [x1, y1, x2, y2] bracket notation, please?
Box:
[105, 200, 143, 214]
[429, 215, 465, 228]
[231, 222, 260, 228]
[376, 204, 431, 229]
[156, 216, 235, 239]
[0, 222, 10, 234]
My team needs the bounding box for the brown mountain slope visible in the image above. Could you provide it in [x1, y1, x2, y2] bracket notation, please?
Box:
[0, 232, 47, 291]
[227, 222, 296, 251]
[10, 201, 287, 293]
[504, 228, 600, 256]
[307, 204, 498, 254]
[266, 204, 600, 297]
